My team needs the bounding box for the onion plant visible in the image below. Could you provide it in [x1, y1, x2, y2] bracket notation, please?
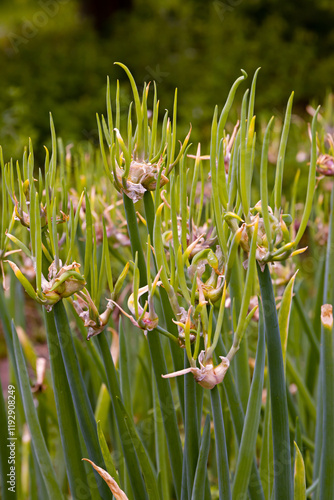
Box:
[0, 64, 333, 500]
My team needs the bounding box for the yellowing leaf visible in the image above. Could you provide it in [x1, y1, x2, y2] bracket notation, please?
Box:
[5, 260, 39, 301]
[293, 442, 306, 500]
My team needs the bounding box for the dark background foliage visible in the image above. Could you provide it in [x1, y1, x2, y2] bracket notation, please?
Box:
[0, 0, 333, 161]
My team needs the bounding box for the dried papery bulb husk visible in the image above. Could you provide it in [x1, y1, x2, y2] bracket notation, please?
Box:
[72, 262, 130, 339]
[82, 459, 128, 500]
[321, 304, 333, 329]
[32, 357, 47, 393]
[72, 296, 114, 339]
[116, 159, 168, 203]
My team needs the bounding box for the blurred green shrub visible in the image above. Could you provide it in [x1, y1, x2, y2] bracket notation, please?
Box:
[0, 0, 333, 164]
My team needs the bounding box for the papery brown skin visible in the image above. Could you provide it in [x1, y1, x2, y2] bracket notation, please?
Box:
[82, 459, 128, 500]
[72, 296, 115, 339]
[321, 304, 333, 329]
[116, 159, 168, 202]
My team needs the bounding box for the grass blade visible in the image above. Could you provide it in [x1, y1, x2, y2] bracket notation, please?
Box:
[260, 116, 275, 249]
[119, 318, 133, 414]
[293, 293, 320, 356]
[153, 378, 170, 500]
[191, 415, 211, 500]
[319, 312, 334, 499]
[44, 309, 92, 500]
[293, 442, 306, 500]
[318, 188, 334, 500]
[217, 70, 247, 138]
[274, 92, 294, 212]
[97, 421, 121, 485]
[53, 301, 113, 499]
[232, 301, 265, 500]
[0, 377, 16, 500]
[294, 106, 320, 245]
[184, 364, 200, 496]
[116, 396, 161, 500]
[12, 323, 64, 500]
[215, 335, 265, 500]
[147, 331, 183, 499]
[278, 272, 298, 372]
[144, 191, 185, 415]
[211, 386, 231, 500]
[96, 333, 148, 499]
[123, 193, 147, 287]
[257, 263, 292, 500]
[259, 381, 273, 500]
[286, 357, 316, 419]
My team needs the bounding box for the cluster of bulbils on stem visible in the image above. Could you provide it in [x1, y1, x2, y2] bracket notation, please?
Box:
[3, 65, 324, 390]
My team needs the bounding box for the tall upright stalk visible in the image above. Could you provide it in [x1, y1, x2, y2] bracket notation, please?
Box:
[319, 185, 334, 499]
[123, 191, 183, 498]
[53, 301, 113, 499]
[211, 386, 231, 500]
[44, 310, 92, 500]
[143, 190, 185, 413]
[257, 264, 292, 500]
[96, 333, 148, 499]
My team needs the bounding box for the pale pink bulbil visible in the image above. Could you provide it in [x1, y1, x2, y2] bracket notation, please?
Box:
[316, 154, 334, 176]
[162, 350, 230, 390]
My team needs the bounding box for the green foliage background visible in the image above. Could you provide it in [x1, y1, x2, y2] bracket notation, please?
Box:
[0, 0, 334, 161]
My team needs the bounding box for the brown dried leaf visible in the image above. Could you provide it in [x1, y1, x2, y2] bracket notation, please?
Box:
[82, 458, 128, 499]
